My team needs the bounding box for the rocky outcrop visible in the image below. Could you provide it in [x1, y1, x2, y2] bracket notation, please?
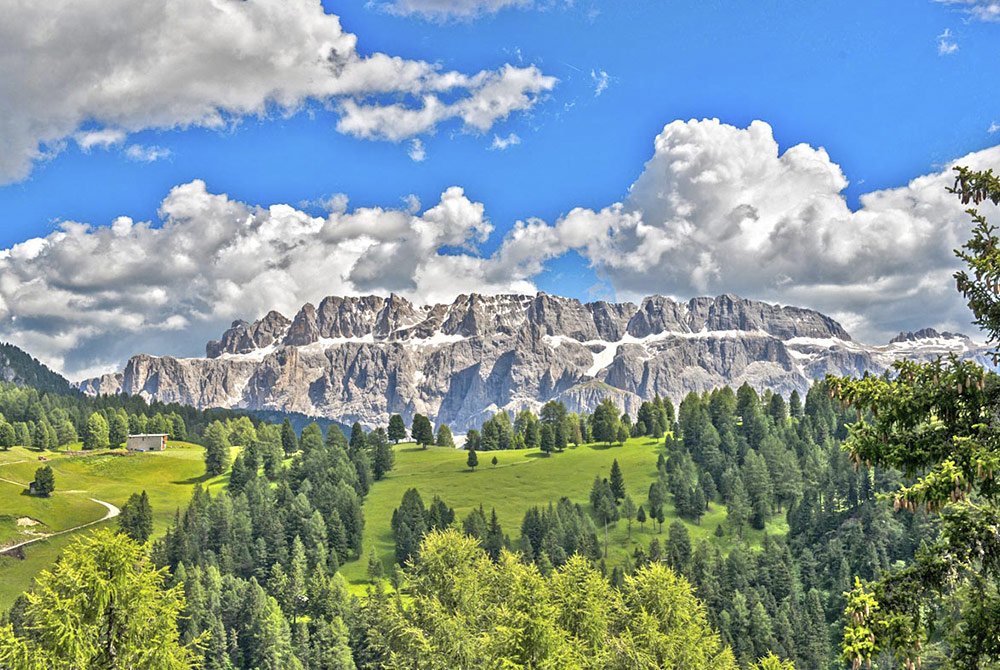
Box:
[80, 293, 994, 430]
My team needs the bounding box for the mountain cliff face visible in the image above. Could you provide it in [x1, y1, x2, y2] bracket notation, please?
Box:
[79, 293, 993, 430]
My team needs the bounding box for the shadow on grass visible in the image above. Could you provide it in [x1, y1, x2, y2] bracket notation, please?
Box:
[172, 472, 214, 485]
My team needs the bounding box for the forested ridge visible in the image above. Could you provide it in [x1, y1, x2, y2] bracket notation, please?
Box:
[0, 379, 287, 451]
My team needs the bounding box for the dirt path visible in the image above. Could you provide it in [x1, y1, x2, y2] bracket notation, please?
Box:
[0, 498, 120, 555]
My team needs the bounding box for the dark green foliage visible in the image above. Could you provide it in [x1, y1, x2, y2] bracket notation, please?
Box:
[465, 428, 481, 451]
[410, 413, 434, 447]
[0, 420, 14, 449]
[391, 488, 427, 565]
[832, 166, 1000, 670]
[119, 490, 154, 543]
[29, 465, 54, 496]
[539, 424, 554, 455]
[0, 342, 75, 395]
[370, 428, 394, 480]
[590, 398, 620, 445]
[349, 421, 366, 453]
[281, 418, 298, 455]
[466, 446, 478, 471]
[387, 414, 407, 443]
[609, 458, 625, 500]
[203, 420, 231, 476]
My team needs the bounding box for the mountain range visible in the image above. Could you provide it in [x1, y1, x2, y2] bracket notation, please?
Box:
[78, 293, 993, 431]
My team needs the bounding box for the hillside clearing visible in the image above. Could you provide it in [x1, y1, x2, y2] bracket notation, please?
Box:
[339, 438, 787, 588]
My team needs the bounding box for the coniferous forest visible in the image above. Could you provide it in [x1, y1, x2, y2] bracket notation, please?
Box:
[1, 167, 1000, 668]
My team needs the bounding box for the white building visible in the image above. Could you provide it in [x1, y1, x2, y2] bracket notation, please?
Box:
[126, 433, 168, 452]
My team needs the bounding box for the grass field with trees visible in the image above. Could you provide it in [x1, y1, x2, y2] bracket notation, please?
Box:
[0, 442, 233, 608]
[338, 437, 786, 587]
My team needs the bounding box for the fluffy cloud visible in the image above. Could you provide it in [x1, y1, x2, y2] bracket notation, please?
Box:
[0, 182, 533, 378]
[496, 119, 1000, 342]
[4, 118, 997, 377]
[0, 0, 555, 182]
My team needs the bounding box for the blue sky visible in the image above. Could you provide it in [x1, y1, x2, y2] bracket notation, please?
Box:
[1, 0, 999, 376]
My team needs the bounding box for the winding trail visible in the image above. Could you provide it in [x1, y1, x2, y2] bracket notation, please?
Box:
[0, 462, 121, 555]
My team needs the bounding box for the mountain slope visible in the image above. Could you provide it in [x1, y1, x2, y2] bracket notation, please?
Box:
[0, 342, 75, 395]
[80, 293, 993, 430]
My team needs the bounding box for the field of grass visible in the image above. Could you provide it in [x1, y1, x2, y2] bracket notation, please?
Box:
[0, 442, 231, 609]
[339, 438, 787, 588]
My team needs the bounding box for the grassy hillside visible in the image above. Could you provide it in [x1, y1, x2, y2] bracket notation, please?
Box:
[0, 442, 230, 609]
[339, 437, 787, 588]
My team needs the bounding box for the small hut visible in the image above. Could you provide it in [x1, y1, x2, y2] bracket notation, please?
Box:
[126, 433, 168, 452]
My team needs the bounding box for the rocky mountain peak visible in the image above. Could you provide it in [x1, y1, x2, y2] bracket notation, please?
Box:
[83, 292, 992, 431]
[890, 327, 969, 344]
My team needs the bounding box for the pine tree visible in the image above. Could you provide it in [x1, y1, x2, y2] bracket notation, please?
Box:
[0, 530, 197, 667]
[119, 490, 153, 543]
[591, 399, 620, 445]
[411, 414, 434, 448]
[29, 465, 54, 496]
[491, 455, 498, 468]
[349, 422, 366, 453]
[466, 447, 478, 471]
[637, 505, 647, 532]
[281, 418, 298, 455]
[622, 495, 636, 538]
[387, 414, 407, 444]
[367, 549, 384, 581]
[203, 421, 231, 476]
[609, 459, 626, 501]
[0, 421, 14, 450]
[539, 424, 554, 455]
[436, 424, 455, 448]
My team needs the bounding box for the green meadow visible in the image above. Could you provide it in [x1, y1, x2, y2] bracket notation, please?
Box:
[339, 437, 787, 588]
[1, 436, 789, 608]
[0, 443, 232, 609]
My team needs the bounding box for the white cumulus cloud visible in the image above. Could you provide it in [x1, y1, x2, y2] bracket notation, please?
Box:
[495, 118, 1000, 343]
[3, 118, 998, 377]
[0, 0, 555, 183]
[0, 181, 535, 378]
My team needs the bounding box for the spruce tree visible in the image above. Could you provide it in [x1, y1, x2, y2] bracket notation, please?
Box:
[29, 465, 54, 496]
[203, 421, 231, 476]
[609, 459, 626, 501]
[466, 447, 478, 471]
[281, 418, 298, 455]
[411, 414, 434, 448]
[119, 490, 153, 543]
[349, 422, 366, 453]
[387, 414, 407, 443]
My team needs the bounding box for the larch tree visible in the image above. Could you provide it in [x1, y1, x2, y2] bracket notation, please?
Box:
[0, 530, 198, 669]
[835, 167, 1000, 670]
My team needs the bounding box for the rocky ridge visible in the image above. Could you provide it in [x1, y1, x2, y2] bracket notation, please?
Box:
[79, 293, 994, 430]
